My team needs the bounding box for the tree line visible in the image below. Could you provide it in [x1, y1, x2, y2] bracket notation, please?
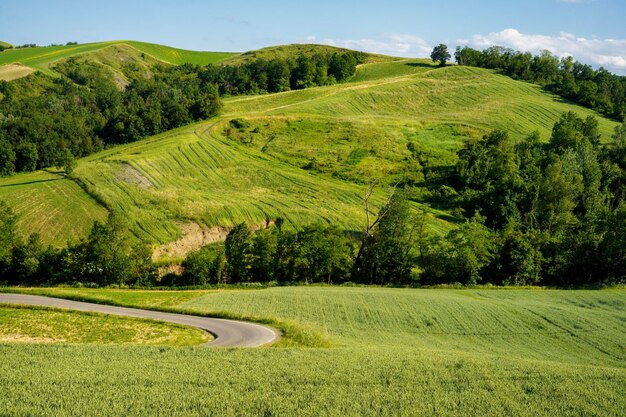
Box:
[453, 45, 626, 121]
[200, 51, 365, 95]
[2, 113, 623, 287]
[0, 50, 363, 176]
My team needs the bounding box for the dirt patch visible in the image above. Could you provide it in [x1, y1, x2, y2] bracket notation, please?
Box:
[117, 163, 154, 189]
[0, 334, 64, 343]
[157, 264, 184, 278]
[0, 63, 36, 81]
[153, 220, 275, 260]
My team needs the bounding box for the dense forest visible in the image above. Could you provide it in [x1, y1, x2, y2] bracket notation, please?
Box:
[454, 45, 626, 121]
[2, 113, 624, 287]
[0, 50, 363, 175]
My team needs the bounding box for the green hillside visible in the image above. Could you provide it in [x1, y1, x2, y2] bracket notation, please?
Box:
[2, 287, 624, 416]
[0, 171, 108, 246]
[0, 40, 238, 77]
[0, 55, 619, 249]
[0, 41, 12, 48]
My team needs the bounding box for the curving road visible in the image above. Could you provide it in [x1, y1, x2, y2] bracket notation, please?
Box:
[0, 294, 278, 347]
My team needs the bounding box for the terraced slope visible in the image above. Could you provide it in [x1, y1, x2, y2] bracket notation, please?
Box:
[0, 40, 238, 77]
[0, 60, 618, 249]
[0, 171, 108, 246]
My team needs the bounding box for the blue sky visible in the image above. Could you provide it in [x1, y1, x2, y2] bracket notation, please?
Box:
[1, 0, 625, 72]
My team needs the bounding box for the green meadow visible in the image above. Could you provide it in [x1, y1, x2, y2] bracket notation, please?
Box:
[0, 304, 209, 345]
[1, 287, 624, 416]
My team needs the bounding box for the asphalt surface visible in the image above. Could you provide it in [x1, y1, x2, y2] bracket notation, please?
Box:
[0, 294, 278, 347]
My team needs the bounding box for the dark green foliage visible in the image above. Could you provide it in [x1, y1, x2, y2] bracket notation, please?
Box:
[420, 213, 496, 285]
[352, 191, 414, 285]
[0, 138, 15, 176]
[224, 223, 252, 282]
[455, 46, 626, 120]
[0, 200, 16, 269]
[181, 244, 226, 286]
[188, 223, 356, 285]
[430, 44, 451, 66]
[448, 112, 626, 285]
[276, 224, 353, 284]
[201, 51, 364, 96]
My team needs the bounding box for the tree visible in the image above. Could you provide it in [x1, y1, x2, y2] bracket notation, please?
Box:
[61, 148, 77, 176]
[0, 139, 15, 176]
[352, 188, 415, 285]
[225, 223, 251, 282]
[431, 44, 451, 67]
[0, 200, 17, 270]
[421, 213, 496, 285]
[183, 244, 226, 286]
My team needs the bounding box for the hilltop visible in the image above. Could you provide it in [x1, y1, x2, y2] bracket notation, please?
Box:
[0, 48, 618, 253]
[224, 43, 392, 65]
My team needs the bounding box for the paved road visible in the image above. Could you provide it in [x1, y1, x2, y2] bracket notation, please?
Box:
[0, 294, 278, 347]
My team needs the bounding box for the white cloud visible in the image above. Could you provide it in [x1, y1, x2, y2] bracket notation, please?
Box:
[460, 28, 626, 73]
[303, 35, 432, 58]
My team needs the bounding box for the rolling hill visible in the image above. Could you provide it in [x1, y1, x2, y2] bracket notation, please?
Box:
[0, 40, 239, 79]
[0, 46, 619, 252]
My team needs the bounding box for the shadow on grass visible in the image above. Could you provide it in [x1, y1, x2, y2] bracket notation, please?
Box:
[0, 178, 61, 188]
[404, 62, 436, 69]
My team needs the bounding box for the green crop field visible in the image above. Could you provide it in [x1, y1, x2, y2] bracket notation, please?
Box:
[0, 304, 209, 345]
[0, 51, 619, 251]
[0, 40, 238, 77]
[0, 170, 108, 246]
[1, 287, 624, 416]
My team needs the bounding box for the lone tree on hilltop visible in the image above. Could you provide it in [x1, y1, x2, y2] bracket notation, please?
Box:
[431, 44, 451, 66]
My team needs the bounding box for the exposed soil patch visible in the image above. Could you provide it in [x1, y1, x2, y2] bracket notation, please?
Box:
[0, 334, 64, 343]
[153, 220, 275, 260]
[0, 63, 36, 81]
[116, 163, 154, 189]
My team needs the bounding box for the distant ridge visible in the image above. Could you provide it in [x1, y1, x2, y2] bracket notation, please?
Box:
[0, 40, 239, 78]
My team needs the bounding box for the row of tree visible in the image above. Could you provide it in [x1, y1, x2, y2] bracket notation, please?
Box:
[453, 45, 626, 120]
[0, 209, 154, 287]
[197, 51, 365, 96]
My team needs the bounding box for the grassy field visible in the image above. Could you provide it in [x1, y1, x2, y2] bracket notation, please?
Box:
[0, 287, 623, 416]
[0, 304, 209, 345]
[0, 40, 238, 77]
[0, 170, 108, 246]
[0, 53, 619, 250]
